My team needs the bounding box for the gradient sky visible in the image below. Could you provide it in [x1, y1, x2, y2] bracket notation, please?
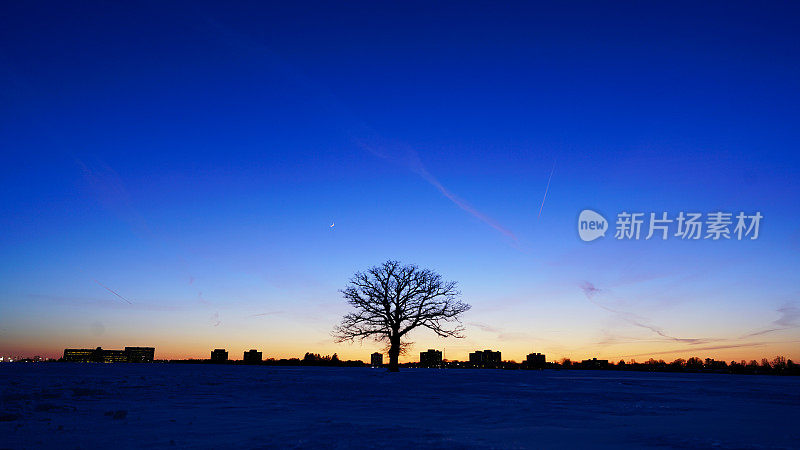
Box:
[2, 1, 799, 363]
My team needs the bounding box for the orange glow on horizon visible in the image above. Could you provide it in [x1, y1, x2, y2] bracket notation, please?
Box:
[3, 339, 797, 365]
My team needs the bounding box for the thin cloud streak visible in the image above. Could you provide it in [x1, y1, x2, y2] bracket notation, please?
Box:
[355, 134, 517, 242]
[93, 280, 133, 304]
[618, 342, 770, 359]
[580, 281, 709, 344]
[469, 322, 531, 342]
[419, 169, 518, 242]
[75, 158, 149, 236]
[538, 160, 555, 219]
[469, 322, 501, 334]
[247, 311, 284, 318]
[26, 294, 180, 311]
[581, 282, 795, 358]
[740, 303, 800, 338]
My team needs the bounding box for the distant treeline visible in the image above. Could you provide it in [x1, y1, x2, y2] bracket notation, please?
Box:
[167, 353, 800, 376]
[25, 353, 796, 376]
[171, 352, 367, 367]
[417, 355, 799, 376]
[552, 356, 800, 376]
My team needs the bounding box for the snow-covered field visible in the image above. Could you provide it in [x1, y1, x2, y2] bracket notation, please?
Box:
[1, 364, 799, 449]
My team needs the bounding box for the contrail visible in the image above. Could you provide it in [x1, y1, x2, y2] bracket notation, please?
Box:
[247, 311, 283, 318]
[418, 168, 518, 242]
[579, 282, 708, 344]
[740, 303, 800, 338]
[93, 280, 133, 304]
[354, 134, 518, 242]
[538, 160, 556, 219]
[617, 342, 769, 358]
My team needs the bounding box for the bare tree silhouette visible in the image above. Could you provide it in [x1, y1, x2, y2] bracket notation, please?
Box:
[334, 260, 470, 372]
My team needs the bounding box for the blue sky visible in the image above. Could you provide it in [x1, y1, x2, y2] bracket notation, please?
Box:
[1, 1, 799, 361]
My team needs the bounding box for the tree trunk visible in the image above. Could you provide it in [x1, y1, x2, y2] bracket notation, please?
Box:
[388, 334, 400, 372]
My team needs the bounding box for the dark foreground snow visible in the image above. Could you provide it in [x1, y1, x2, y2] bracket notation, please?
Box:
[1, 364, 799, 449]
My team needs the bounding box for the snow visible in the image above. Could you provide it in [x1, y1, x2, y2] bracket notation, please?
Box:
[2, 364, 799, 448]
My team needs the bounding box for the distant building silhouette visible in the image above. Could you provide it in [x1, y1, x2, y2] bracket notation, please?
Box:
[581, 358, 609, 369]
[419, 349, 443, 368]
[469, 349, 501, 368]
[525, 352, 546, 369]
[63, 348, 94, 362]
[211, 349, 228, 362]
[125, 347, 155, 362]
[63, 346, 154, 363]
[370, 352, 383, 367]
[243, 349, 262, 364]
[100, 348, 128, 363]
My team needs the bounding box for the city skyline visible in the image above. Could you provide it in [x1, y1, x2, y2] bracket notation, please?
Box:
[2, 2, 800, 363]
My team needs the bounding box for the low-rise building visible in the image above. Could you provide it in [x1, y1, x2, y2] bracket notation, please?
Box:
[370, 352, 383, 367]
[581, 358, 609, 369]
[469, 349, 502, 368]
[419, 349, 443, 368]
[525, 352, 546, 369]
[243, 349, 262, 364]
[63, 348, 95, 362]
[211, 349, 228, 362]
[63, 346, 155, 363]
[125, 347, 155, 362]
[100, 349, 128, 363]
